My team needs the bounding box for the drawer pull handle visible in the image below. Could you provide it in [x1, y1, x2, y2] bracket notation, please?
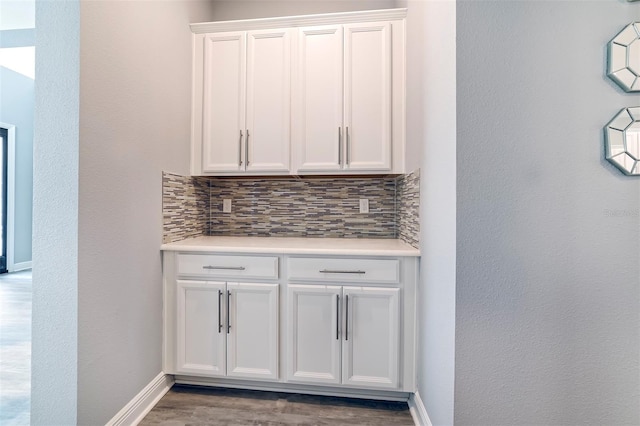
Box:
[319, 269, 366, 274]
[203, 266, 246, 271]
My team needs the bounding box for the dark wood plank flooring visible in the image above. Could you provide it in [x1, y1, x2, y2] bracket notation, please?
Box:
[140, 385, 414, 426]
[0, 270, 32, 426]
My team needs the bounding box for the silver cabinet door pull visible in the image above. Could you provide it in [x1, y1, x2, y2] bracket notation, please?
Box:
[202, 266, 246, 271]
[245, 129, 250, 166]
[226, 290, 231, 334]
[346, 126, 350, 166]
[238, 130, 243, 166]
[217, 290, 223, 333]
[345, 294, 349, 341]
[338, 127, 342, 166]
[336, 294, 340, 340]
[319, 269, 365, 274]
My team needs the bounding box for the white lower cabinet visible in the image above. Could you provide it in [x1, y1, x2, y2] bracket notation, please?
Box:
[287, 284, 399, 390]
[164, 250, 417, 397]
[176, 280, 279, 380]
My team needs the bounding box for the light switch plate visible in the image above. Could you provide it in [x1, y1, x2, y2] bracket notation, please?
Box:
[223, 199, 232, 213]
[359, 199, 369, 214]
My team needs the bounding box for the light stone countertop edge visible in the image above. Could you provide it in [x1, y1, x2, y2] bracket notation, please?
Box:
[161, 236, 420, 257]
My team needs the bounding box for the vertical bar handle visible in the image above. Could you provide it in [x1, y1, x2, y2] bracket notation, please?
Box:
[217, 290, 223, 333]
[345, 294, 349, 341]
[346, 127, 350, 166]
[238, 130, 243, 166]
[336, 294, 340, 340]
[338, 127, 343, 166]
[226, 290, 231, 334]
[245, 130, 250, 166]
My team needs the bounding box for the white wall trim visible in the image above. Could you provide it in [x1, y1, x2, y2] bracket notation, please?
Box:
[408, 391, 433, 426]
[190, 8, 407, 33]
[106, 373, 174, 426]
[11, 261, 31, 272]
[0, 122, 16, 272]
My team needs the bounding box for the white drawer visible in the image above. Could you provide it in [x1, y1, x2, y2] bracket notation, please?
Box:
[287, 257, 399, 284]
[177, 254, 279, 279]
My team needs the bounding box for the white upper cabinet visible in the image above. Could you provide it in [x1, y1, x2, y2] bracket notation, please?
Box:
[293, 22, 392, 173]
[343, 22, 391, 171]
[194, 29, 291, 175]
[245, 29, 291, 172]
[202, 32, 246, 173]
[190, 9, 405, 176]
[294, 26, 344, 172]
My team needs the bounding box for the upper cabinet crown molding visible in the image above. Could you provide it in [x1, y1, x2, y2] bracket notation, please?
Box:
[190, 8, 407, 34]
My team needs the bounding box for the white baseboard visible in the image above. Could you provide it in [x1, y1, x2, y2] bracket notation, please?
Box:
[106, 373, 174, 426]
[408, 391, 433, 426]
[9, 261, 31, 272]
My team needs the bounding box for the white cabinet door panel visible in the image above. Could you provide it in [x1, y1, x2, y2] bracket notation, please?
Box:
[342, 286, 399, 389]
[202, 32, 246, 173]
[344, 22, 391, 171]
[246, 29, 291, 172]
[227, 282, 279, 380]
[294, 26, 343, 172]
[287, 285, 341, 384]
[176, 280, 226, 377]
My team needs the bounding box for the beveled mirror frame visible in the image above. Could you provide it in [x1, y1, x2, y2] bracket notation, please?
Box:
[605, 107, 640, 175]
[607, 22, 640, 92]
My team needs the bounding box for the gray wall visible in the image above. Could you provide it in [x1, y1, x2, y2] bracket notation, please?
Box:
[77, 1, 214, 423]
[33, 0, 215, 424]
[456, 1, 640, 425]
[32, 0, 79, 423]
[0, 66, 33, 265]
[396, 1, 457, 425]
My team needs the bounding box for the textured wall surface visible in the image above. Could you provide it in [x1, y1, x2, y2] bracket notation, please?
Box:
[395, 1, 457, 424]
[77, 1, 214, 424]
[163, 173, 209, 243]
[31, 0, 80, 423]
[456, 2, 640, 425]
[397, 168, 420, 249]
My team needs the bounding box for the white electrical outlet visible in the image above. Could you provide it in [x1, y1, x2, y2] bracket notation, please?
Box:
[223, 199, 232, 213]
[359, 199, 369, 214]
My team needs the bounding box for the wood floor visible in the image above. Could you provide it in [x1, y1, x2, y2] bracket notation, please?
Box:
[140, 385, 415, 425]
[0, 270, 32, 426]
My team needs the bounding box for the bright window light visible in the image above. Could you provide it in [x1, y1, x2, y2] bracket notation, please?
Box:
[0, 0, 35, 30]
[0, 46, 35, 79]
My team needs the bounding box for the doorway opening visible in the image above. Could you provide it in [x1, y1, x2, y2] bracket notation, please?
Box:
[0, 127, 7, 274]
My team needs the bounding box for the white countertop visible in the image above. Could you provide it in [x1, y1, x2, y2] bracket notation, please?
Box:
[161, 236, 420, 257]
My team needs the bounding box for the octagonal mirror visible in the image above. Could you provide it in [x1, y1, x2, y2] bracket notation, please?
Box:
[607, 22, 640, 92]
[605, 107, 640, 175]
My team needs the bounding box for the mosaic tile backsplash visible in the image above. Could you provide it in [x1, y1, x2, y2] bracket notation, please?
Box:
[209, 177, 396, 238]
[162, 170, 420, 247]
[397, 169, 420, 249]
[162, 173, 209, 243]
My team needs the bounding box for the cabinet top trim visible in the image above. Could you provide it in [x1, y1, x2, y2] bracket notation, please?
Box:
[190, 8, 407, 34]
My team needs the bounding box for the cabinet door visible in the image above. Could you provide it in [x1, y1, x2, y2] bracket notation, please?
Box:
[293, 25, 344, 172]
[227, 282, 279, 380]
[287, 285, 341, 385]
[246, 29, 291, 172]
[343, 22, 391, 171]
[342, 286, 399, 389]
[176, 280, 226, 376]
[202, 32, 246, 173]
